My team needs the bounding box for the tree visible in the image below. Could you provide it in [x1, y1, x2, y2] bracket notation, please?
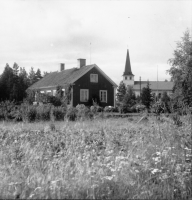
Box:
[121, 86, 136, 112]
[0, 64, 14, 101]
[167, 29, 192, 106]
[35, 68, 42, 81]
[141, 81, 153, 110]
[11, 63, 20, 101]
[161, 91, 171, 113]
[116, 81, 126, 103]
[28, 67, 36, 86]
[18, 67, 29, 101]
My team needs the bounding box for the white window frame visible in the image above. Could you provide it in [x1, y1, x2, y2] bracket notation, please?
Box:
[46, 90, 52, 96]
[100, 90, 107, 103]
[53, 90, 56, 96]
[62, 88, 65, 96]
[80, 89, 89, 102]
[90, 74, 98, 83]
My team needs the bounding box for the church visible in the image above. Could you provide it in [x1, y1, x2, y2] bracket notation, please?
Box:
[122, 49, 173, 98]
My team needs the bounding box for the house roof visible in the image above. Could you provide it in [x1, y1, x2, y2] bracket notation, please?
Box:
[123, 49, 134, 76]
[133, 81, 174, 91]
[28, 64, 118, 90]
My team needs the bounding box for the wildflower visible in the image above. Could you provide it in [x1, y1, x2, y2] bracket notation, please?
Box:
[151, 168, 161, 174]
[104, 175, 115, 180]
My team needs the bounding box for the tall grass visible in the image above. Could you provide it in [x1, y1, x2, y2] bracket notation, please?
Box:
[0, 116, 191, 199]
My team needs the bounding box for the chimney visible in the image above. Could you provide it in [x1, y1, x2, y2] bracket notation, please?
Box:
[77, 59, 86, 68]
[60, 63, 65, 71]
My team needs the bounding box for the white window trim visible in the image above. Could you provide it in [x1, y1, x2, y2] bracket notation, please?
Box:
[62, 88, 65, 96]
[100, 90, 107, 103]
[90, 74, 98, 83]
[80, 89, 89, 102]
[53, 90, 56, 96]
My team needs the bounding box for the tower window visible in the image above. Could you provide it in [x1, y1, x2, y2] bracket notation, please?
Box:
[125, 76, 127, 80]
[130, 76, 132, 80]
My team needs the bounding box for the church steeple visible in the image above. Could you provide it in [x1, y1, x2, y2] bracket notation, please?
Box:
[123, 49, 134, 86]
[123, 49, 134, 76]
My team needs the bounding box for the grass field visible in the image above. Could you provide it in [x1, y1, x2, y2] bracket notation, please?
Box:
[0, 115, 191, 199]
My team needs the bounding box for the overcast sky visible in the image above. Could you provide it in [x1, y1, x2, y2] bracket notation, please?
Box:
[0, 0, 191, 85]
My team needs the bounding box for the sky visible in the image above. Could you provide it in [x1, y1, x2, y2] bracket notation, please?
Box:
[0, 0, 191, 85]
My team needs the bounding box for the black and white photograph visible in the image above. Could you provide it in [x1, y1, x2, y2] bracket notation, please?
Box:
[0, 0, 191, 199]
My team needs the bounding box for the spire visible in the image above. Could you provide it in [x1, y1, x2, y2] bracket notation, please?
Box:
[123, 49, 134, 76]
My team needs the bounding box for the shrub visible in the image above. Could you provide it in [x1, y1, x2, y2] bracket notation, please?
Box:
[26, 106, 37, 122]
[66, 106, 78, 121]
[53, 106, 66, 121]
[104, 106, 117, 112]
[0, 100, 16, 120]
[76, 104, 94, 120]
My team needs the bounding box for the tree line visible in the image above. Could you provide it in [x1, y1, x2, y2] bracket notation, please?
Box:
[0, 63, 47, 102]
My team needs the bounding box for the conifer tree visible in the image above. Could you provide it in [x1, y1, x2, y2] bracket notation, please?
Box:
[141, 81, 153, 110]
[0, 64, 14, 101]
[28, 67, 36, 86]
[121, 86, 136, 112]
[116, 81, 126, 103]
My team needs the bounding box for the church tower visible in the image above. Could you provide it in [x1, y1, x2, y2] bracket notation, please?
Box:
[123, 49, 134, 87]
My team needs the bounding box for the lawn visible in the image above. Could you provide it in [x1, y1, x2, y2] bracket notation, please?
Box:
[0, 115, 191, 199]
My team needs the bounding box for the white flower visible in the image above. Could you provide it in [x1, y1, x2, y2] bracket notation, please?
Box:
[151, 168, 161, 174]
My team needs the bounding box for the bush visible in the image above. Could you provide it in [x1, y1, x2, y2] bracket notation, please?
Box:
[53, 106, 66, 121]
[66, 106, 78, 121]
[26, 106, 37, 122]
[36, 105, 51, 121]
[0, 100, 16, 120]
[76, 104, 94, 120]
[104, 106, 118, 113]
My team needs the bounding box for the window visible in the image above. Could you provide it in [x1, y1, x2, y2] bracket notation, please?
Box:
[125, 76, 127, 80]
[53, 90, 56, 96]
[40, 91, 45, 94]
[46, 90, 52, 96]
[130, 76, 132, 80]
[62, 89, 65, 96]
[80, 89, 89, 102]
[90, 74, 98, 83]
[100, 90, 107, 103]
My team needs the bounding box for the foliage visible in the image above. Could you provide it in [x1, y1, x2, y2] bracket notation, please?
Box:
[167, 29, 192, 106]
[0, 100, 16, 120]
[36, 105, 51, 121]
[0, 116, 191, 199]
[53, 106, 67, 121]
[118, 86, 136, 113]
[161, 92, 171, 113]
[66, 106, 78, 121]
[141, 81, 153, 110]
[76, 104, 94, 120]
[116, 81, 126, 103]
[104, 106, 118, 112]
[0, 63, 44, 102]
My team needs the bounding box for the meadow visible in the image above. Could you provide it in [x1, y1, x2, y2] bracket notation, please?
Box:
[0, 115, 191, 199]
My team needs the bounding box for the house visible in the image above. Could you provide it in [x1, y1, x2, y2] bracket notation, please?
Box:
[28, 59, 118, 107]
[122, 49, 174, 98]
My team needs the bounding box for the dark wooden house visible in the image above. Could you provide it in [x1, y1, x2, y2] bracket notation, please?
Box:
[28, 59, 118, 107]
